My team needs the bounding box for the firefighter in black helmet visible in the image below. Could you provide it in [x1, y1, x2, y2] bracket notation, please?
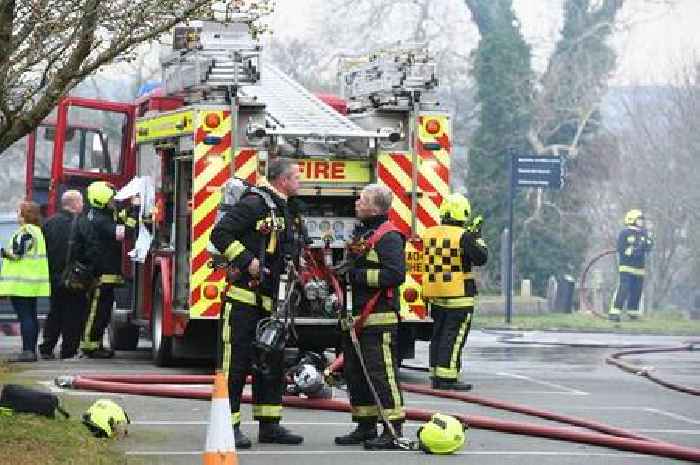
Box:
[609, 209, 653, 321]
[422, 193, 487, 391]
[79, 181, 137, 359]
[334, 184, 406, 450]
[209, 158, 304, 449]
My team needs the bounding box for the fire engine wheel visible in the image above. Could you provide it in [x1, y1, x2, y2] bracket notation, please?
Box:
[151, 276, 173, 367]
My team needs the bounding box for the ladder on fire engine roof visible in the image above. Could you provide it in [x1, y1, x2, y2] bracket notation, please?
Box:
[239, 62, 380, 140]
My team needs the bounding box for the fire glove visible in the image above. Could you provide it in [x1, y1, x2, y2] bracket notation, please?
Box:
[466, 215, 484, 235]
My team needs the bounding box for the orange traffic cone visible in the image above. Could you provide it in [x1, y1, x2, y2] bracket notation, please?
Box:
[203, 370, 238, 465]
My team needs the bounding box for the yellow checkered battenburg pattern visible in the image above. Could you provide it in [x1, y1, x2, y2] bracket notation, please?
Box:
[376, 113, 451, 319]
[190, 110, 234, 319]
[422, 226, 465, 298]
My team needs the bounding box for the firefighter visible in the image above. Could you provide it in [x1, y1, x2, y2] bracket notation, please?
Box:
[209, 158, 304, 449]
[79, 181, 137, 359]
[422, 193, 487, 391]
[334, 184, 406, 450]
[609, 209, 653, 322]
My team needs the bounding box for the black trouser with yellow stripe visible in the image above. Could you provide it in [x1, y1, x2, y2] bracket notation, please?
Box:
[429, 301, 474, 382]
[341, 321, 404, 425]
[611, 271, 644, 317]
[80, 275, 122, 352]
[221, 289, 284, 426]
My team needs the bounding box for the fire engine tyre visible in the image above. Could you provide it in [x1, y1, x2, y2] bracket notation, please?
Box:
[151, 276, 173, 367]
[108, 322, 139, 351]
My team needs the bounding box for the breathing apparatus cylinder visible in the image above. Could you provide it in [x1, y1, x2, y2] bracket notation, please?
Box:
[253, 317, 287, 375]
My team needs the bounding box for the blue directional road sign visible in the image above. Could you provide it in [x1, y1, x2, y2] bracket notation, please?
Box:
[513, 155, 564, 189]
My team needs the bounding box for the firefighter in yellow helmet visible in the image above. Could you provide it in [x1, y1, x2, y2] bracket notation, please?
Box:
[609, 209, 653, 322]
[80, 181, 137, 358]
[421, 193, 487, 391]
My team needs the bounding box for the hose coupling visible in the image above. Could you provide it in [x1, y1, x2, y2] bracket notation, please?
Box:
[54, 376, 75, 388]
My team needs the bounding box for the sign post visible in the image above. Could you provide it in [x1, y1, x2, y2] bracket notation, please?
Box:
[505, 153, 564, 324]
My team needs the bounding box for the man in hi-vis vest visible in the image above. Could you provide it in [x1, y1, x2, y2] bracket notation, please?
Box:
[422, 193, 487, 391]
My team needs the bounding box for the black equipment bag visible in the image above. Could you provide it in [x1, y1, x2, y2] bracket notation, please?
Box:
[0, 384, 70, 419]
[60, 216, 95, 291]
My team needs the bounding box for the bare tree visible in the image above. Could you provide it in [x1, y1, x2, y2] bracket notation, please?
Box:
[600, 63, 700, 309]
[0, 0, 216, 155]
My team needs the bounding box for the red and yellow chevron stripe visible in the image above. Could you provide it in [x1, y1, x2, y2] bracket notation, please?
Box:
[233, 148, 258, 184]
[377, 113, 451, 318]
[190, 110, 233, 319]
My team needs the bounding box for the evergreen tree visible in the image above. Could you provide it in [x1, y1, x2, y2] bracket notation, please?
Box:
[466, 0, 624, 295]
[465, 0, 533, 290]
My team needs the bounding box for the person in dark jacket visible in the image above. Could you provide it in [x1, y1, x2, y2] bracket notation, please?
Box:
[609, 209, 653, 321]
[334, 184, 406, 450]
[38, 191, 92, 359]
[422, 193, 488, 391]
[79, 181, 136, 358]
[209, 158, 304, 449]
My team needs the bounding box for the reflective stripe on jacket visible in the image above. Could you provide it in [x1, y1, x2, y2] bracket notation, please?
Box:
[0, 224, 50, 297]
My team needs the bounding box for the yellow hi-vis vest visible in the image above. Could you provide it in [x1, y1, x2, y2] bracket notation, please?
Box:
[421, 225, 466, 298]
[0, 224, 50, 297]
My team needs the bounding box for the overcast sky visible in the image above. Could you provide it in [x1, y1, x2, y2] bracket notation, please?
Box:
[270, 0, 700, 85]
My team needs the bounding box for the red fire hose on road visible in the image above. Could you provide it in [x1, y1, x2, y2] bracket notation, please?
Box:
[57, 373, 700, 462]
[606, 344, 700, 396]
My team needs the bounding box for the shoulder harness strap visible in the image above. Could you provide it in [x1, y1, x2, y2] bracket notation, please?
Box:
[366, 220, 402, 249]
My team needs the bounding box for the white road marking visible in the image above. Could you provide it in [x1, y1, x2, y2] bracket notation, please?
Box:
[644, 408, 700, 425]
[496, 372, 589, 396]
[125, 450, 655, 458]
[514, 391, 590, 395]
[545, 406, 645, 410]
[125, 421, 700, 435]
[635, 429, 700, 435]
[404, 399, 471, 405]
[130, 421, 424, 427]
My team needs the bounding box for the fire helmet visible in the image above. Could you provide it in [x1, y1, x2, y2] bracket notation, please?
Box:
[292, 363, 324, 394]
[417, 413, 467, 455]
[87, 181, 116, 209]
[82, 399, 130, 438]
[624, 209, 644, 226]
[439, 193, 471, 224]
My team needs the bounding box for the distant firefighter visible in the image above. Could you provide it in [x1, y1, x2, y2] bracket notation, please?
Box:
[609, 209, 654, 321]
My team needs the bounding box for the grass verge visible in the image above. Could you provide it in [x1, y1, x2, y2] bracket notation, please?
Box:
[0, 361, 129, 465]
[473, 310, 700, 336]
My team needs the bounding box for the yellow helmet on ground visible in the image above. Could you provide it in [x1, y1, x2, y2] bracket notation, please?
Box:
[439, 193, 471, 224]
[624, 209, 643, 226]
[417, 413, 467, 454]
[82, 399, 130, 438]
[87, 181, 116, 209]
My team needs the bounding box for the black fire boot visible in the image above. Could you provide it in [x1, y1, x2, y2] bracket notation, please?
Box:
[334, 420, 378, 445]
[363, 421, 403, 450]
[258, 421, 304, 445]
[233, 424, 252, 449]
[432, 378, 473, 391]
[82, 348, 115, 359]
